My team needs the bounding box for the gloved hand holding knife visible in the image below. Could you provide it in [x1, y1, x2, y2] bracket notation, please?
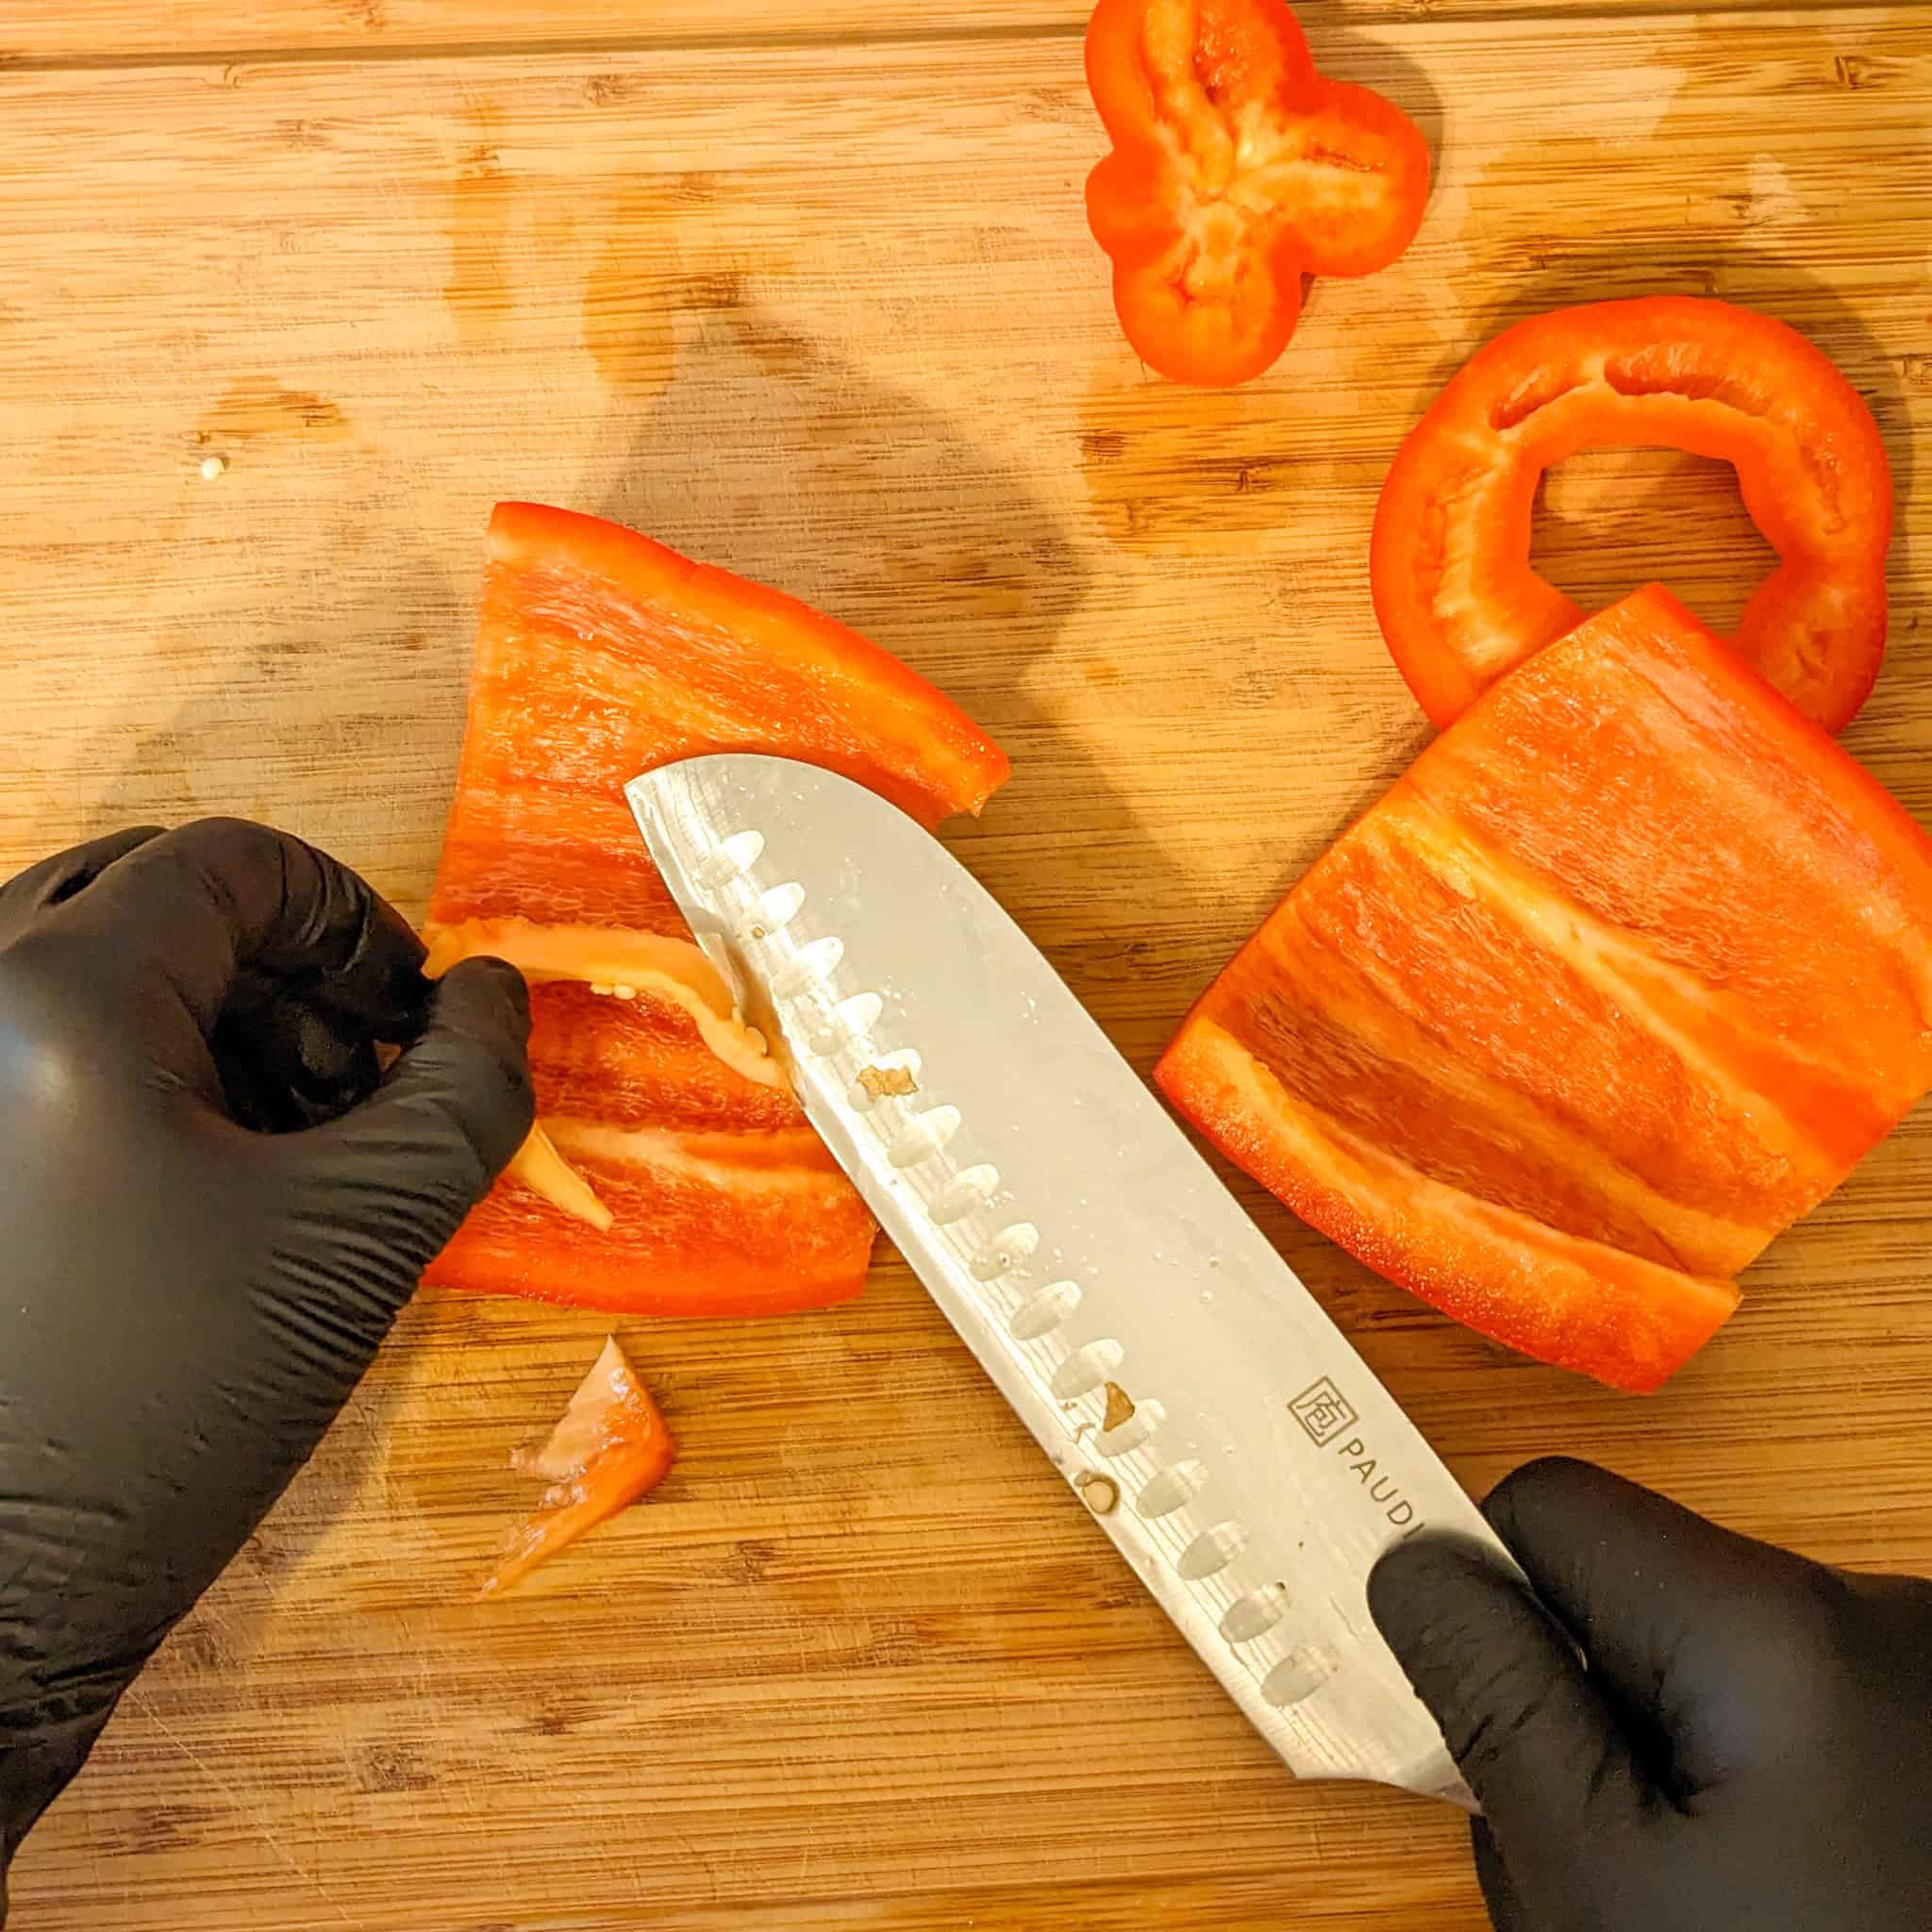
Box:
[1371, 1458, 1932, 1930]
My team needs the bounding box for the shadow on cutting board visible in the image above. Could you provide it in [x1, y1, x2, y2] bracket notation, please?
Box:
[576, 294, 1203, 1079]
[42, 420, 469, 910]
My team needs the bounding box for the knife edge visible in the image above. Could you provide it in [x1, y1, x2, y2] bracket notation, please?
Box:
[628, 755, 1511, 1808]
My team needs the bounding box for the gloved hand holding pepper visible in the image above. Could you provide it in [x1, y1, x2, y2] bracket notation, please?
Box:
[0, 821, 533, 1908]
[1370, 1457, 1932, 1931]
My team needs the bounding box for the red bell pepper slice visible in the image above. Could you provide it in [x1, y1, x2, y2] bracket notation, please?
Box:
[480, 1336, 677, 1596]
[425, 503, 1008, 1317]
[1158, 585, 1932, 1392]
[1371, 296, 1893, 734]
[1083, 0, 1429, 387]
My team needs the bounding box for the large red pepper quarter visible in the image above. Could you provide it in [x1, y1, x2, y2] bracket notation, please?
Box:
[1158, 586, 1932, 1391]
[425, 503, 1008, 1317]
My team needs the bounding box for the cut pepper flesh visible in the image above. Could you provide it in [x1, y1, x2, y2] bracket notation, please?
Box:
[425, 503, 1008, 1317]
[1158, 585, 1932, 1391]
[427, 918, 779, 1231]
[424, 917, 780, 1088]
[479, 1336, 677, 1597]
[505, 1123, 615, 1234]
[1371, 296, 1893, 733]
[1084, 0, 1429, 387]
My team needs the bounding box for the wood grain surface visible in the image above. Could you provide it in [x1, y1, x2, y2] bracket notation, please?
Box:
[2, 0, 1887, 63]
[2, 7, 1929, 1928]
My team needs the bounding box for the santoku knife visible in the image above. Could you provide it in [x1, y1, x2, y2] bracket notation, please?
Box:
[627, 754, 1513, 1807]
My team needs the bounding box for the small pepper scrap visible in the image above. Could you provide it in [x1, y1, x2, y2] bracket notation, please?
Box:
[1158, 585, 1932, 1392]
[1083, 0, 1430, 386]
[479, 1336, 678, 1597]
[1371, 296, 1894, 734]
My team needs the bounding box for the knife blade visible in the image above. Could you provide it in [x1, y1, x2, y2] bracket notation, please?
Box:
[626, 754, 1512, 1807]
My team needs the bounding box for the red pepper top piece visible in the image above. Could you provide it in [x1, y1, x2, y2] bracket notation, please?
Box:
[1159, 585, 1932, 1391]
[1084, 0, 1430, 387]
[432, 503, 1010, 939]
[1372, 297, 1894, 734]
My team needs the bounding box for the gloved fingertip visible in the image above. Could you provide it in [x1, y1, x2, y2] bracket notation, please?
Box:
[1370, 1529, 1636, 1843]
[1480, 1455, 1606, 1545]
[439, 954, 532, 1036]
[414, 958, 536, 1176]
[0, 824, 169, 942]
[1368, 1536, 1507, 1661]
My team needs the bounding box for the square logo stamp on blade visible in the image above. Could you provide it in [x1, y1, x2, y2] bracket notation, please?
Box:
[1290, 1376, 1358, 1448]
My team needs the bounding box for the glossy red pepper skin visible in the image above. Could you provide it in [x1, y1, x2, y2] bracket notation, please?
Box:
[1159, 586, 1932, 1391]
[1083, 0, 1429, 387]
[1372, 297, 1893, 734]
[426, 504, 1008, 1317]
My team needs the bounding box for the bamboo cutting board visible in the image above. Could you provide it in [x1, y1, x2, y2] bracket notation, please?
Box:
[2, 8, 1929, 1928]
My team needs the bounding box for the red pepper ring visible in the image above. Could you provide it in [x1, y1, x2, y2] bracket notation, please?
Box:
[1083, 0, 1431, 388]
[1370, 297, 1894, 734]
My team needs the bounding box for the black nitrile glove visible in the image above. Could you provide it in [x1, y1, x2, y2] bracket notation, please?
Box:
[1369, 1457, 1932, 1932]
[0, 821, 533, 1903]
